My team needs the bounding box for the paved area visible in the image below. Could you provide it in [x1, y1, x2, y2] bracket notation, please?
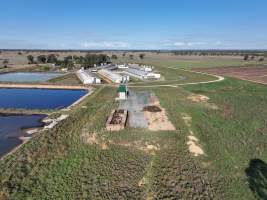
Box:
[119, 90, 156, 128]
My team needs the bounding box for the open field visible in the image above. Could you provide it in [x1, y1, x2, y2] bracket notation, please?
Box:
[115, 52, 267, 69]
[195, 66, 267, 85]
[0, 54, 267, 199]
[155, 78, 267, 199]
[1, 50, 266, 69]
[128, 68, 219, 87]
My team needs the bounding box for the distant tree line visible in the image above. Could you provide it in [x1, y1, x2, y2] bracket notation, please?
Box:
[243, 54, 265, 62]
[172, 50, 267, 57]
[26, 53, 110, 69]
[171, 50, 266, 62]
[1, 59, 9, 68]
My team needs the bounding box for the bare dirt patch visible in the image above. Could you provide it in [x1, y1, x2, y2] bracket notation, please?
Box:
[144, 109, 176, 131]
[81, 132, 108, 150]
[138, 143, 160, 154]
[144, 94, 175, 131]
[187, 135, 204, 156]
[187, 94, 209, 102]
[109, 140, 160, 154]
[181, 113, 205, 156]
[187, 94, 219, 110]
[143, 105, 162, 112]
[182, 113, 192, 127]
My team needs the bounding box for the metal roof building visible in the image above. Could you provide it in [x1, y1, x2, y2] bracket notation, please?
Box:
[76, 69, 101, 84]
[98, 69, 124, 83]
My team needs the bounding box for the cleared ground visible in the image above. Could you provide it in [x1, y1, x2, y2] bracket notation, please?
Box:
[195, 66, 267, 85]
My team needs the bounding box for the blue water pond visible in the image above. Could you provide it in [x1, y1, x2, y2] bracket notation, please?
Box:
[0, 88, 87, 110]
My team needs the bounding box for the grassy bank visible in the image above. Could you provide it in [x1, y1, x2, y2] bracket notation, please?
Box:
[48, 73, 82, 85]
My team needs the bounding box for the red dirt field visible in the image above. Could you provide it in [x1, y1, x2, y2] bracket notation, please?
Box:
[195, 66, 267, 85]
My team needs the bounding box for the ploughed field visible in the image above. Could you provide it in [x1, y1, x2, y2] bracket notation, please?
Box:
[196, 66, 267, 84]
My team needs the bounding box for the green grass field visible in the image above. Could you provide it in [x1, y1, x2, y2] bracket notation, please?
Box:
[1, 56, 267, 199]
[48, 73, 82, 85]
[128, 67, 216, 87]
[153, 78, 267, 199]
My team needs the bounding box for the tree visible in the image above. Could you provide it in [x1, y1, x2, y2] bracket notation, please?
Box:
[27, 55, 34, 64]
[47, 54, 58, 63]
[37, 55, 47, 63]
[82, 54, 110, 69]
[73, 55, 82, 64]
[129, 54, 134, 60]
[111, 55, 118, 60]
[2, 60, 8, 67]
[139, 53, 145, 59]
[243, 54, 249, 61]
[122, 52, 126, 57]
[259, 57, 264, 62]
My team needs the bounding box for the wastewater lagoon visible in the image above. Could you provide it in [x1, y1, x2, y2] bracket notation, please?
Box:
[0, 114, 46, 158]
[0, 87, 88, 157]
[0, 72, 64, 83]
[0, 88, 87, 110]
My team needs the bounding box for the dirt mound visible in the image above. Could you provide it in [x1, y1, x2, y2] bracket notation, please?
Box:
[81, 132, 108, 150]
[143, 105, 162, 112]
[182, 114, 192, 127]
[187, 135, 204, 156]
[188, 94, 209, 102]
[109, 140, 160, 154]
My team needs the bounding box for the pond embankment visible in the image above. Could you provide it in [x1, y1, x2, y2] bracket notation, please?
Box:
[0, 83, 89, 90]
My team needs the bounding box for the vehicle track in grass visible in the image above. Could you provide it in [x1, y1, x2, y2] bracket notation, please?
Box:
[129, 68, 224, 88]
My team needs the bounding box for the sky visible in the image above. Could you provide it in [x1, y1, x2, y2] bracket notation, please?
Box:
[0, 0, 266, 50]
